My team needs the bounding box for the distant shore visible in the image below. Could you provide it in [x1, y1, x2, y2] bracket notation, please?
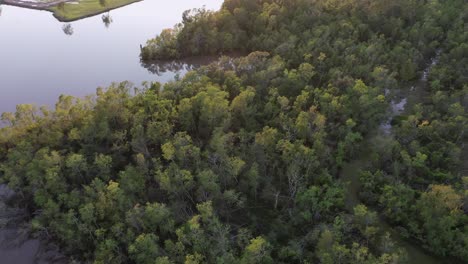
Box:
[2, 0, 142, 22]
[3, 0, 75, 10]
[51, 0, 142, 22]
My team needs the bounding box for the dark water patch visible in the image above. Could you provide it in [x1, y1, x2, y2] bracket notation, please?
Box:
[0, 229, 41, 264]
[0, 184, 68, 264]
[0, 229, 68, 264]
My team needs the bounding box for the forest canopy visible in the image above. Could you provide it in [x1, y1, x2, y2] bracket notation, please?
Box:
[1, 0, 467, 263]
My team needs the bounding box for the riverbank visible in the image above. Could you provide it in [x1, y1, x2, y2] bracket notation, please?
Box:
[3, 0, 74, 10]
[2, 0, 142, 22]
[49, 0, 142, 22]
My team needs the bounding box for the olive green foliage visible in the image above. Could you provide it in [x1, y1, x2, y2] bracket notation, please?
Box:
[0, 55, 390, 263]
[358, 2, 468, 260]
[1, 0, 467, 263]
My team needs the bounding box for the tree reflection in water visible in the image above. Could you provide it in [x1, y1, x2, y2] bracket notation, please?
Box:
[141, 55, 234, 76]
[102, 12, 113, 28]
[62, 23, 74, 36]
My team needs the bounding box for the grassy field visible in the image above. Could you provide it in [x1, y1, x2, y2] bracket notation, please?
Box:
[49, 0, 142, 22]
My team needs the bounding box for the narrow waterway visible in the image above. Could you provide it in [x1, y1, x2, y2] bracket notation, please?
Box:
[341, 52, 450, 264]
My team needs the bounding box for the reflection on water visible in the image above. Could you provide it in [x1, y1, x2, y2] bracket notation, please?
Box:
[0, 227, 68, 264]
[141, 56, 220, 76]
[380, 51, 441, 135]
[102, 12, 112, 28]
[61, 23, 73, 35]
[61, 13, 113, 35]
[141, 52, 245, 76]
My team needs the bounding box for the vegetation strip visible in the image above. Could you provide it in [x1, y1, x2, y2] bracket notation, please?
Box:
[3, 0, 75, 10]
[2, 0, 142, 22]
[49, 0, 142, 22]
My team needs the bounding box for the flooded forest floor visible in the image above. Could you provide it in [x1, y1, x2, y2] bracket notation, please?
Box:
[339, 52, 458, 264]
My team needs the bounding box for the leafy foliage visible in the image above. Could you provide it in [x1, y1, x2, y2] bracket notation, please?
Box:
[1, 0, 467, 263]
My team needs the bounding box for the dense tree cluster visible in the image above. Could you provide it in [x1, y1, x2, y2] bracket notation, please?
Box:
[0, 57, 392, 263]
[1, 0, 467, 263]
[359, 4, 468, 260]
[142, 0, 456, 81]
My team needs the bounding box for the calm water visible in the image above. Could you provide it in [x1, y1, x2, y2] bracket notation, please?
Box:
[0, 0, 223, 114]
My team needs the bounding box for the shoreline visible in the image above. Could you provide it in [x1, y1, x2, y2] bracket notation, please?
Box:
[51, 0, 142, 22]
[2, 0, 143, 22]
[2, 0, 75, 10]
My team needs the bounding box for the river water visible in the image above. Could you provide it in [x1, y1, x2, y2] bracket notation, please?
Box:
[0, 0, 223, 114]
